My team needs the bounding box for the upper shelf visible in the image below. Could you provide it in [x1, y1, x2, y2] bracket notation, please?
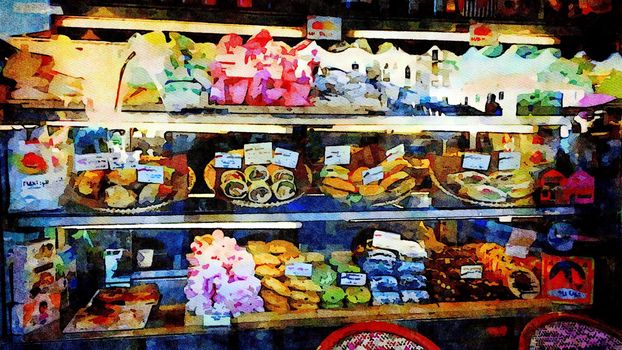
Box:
[14, 206, 576, 228]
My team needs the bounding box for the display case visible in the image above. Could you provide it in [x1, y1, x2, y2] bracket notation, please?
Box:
[1, 6, 621, 349]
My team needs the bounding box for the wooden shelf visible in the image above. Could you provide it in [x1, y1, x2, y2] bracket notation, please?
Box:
[21, 299, 570, 343]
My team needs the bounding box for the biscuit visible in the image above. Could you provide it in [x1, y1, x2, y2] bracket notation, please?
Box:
[256, 265, 284, 278]
[260, 288, 288, 305]
[267, 240, 299, 255]
[286, 277, 322, 292]
[289, 300, 318, 311]
[247, 241, 269, 255]
[303, 252, 325, 263]
[261, 277, 291, 297]
[264, 301, 290, 313]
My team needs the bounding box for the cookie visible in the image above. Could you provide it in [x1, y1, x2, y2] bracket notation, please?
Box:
[253, 253, 281, 266]
[303, 252, 325, 263]
[290, 290, 320, 303]
[278, 252, 301, 264]
[345, 286, 372, 304]
[321, 286, 346, 304]
[289, 300, 319, 311]
[267, 240, 299, 255]
[286, 277, 322, 292]
[256, 265, 284, 278]
[261, 277, 291, 297]
[311, 263, 338, 288]
[247, 241, 269, 255]
[264, 301, 290, 313]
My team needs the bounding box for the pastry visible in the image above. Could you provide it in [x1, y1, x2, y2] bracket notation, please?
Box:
[371, 291, 401, 305]
[247, 181, 272, 203]
[261, 277, 291, 297]
[345, 286, 372, 304]
[379, 171, 416, 197]
[220, 175, 248, 200]
[271, 169, 295, 183]
[75, 170, 105, 198]
[271, 180, 296, 201]
[290, 290, 320, 303]
[253, 252, 281, 266]
[361, 258, 395, 276]
[369, 275, 399, 292]
[319, 165, 350, 180]
[107, 169, 137, 186]
[267, 240, 299, 255]
[321, 286, 346, 304]
[311, 263, 338, 288]
[303, 252, 325, 263]
[247, 241, 269, 255]
[400, 290, 430, 303]
[256, 265, 283, 278]
[396, 261, 426, 274]
[399, 274, 427, 290]
[286, 277, 322, 292]
[244, 165, 269, 182]
[264, 301, 290, 313]
[260, 288, 288, 306]
[289, 300, 318, 311]
[104, 185, 137, 209]
[381, 158, 411, 177]
[349, 167, 369, 184]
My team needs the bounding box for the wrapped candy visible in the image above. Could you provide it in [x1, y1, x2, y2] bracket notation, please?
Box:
[185, 230, 263, 318]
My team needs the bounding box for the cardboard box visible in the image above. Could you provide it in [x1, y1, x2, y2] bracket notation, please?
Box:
[542, 254, 594, 305]
[13, 239, 56, 269]
[11, 293, 61, 334]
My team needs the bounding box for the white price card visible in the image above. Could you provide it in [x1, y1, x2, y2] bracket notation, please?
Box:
[462, 152, 491, 171]
[108, 151, 140, 170]
[460, 265, 483, 279]
[386, 144, 405, 161]
[244, 142, 273, 165]
[137, 165, 164, 184]
[372, 230, 401, 250]
[284, 263, 313, 277]
[203, 315, 231, 327]
[498, 152, 521, 171]
[324, 145, 351, 165]
[272, 147, 299, 169]
[21, 175, 51, 191]
[214, 152, 243, 169]
[74, 153, 109, 172]
[362, 166, 384, 185]
[339, 273, 367, 286]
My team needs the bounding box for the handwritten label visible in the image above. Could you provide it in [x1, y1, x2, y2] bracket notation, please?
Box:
[339, 273, 367, 286]
[307, 16, 342, 41]
[108, 152, 140, 170]
[284, 263, 313, 277]
[137, 165, 164, 184]
[21, 175, 51, 190]
[462, 152, 491, 171]
[362, 166, 384, 185]
[498, 152, 521, 171]
[215, 152, 243, 169]
[74, 153, 109, 172]
[272, 147, 299, 169]
[386, 144, 405, 161]
[203, 315, 231, 327]
[324, 145, 351, 165]
[244, 142, 273, 165]
[460, 265, 483, 279]
[372, 230, 401, 250]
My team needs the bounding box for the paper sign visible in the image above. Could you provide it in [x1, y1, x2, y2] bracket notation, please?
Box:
[462, 152, 491, 171]
[272, 147, 299, 169]
[203, 315, 231, 327]
[386, 144, 405, 161]
[307, 16, 342, 41]
[215, 152, 243, 169]
[324, 145, 351, 165]
[74, 153, 109, 172]
[108, 152, 140, 170]
[460, 265, 483, 279]
[470, 23, 499, 47]
[285, 263, 313, 277]
[244, 142, 273, 165]
[137, 165, 164, 184]
[362, 166, 384, 185]
[339, 273, 367, 286]
[372, 230, 401, 249]
[498, 152, 521, 171]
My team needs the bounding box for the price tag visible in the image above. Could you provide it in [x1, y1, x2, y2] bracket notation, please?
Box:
[272, 147, 299, 169]
[284, 262, 313, 277]
[244, 142, 273, 165]
[362, 166, 384, 185]
[324, 145, 351, 165]
[339, 273, 367, 286]
[203, 315, 231, 327]
[462, 152, 491, 171]
[74, 153, 109, 172]
[108, 152, 140, 170]
[460, 265, 483, 279]
[215, 152, 243, 169]
[498, 152, 521, 171]
[137, 165, 164, 184]
[21, 175, 51, 190]
[386, 144, 405, 161]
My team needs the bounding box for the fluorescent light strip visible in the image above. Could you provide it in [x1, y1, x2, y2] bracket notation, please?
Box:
[45, 120, 292, 134]
[314, 124, 535, 134]
[0, 125, 38, 131]
[61, 221, 302, 230]
[58, 16, 305, 38]
[348, 30, 557, 45]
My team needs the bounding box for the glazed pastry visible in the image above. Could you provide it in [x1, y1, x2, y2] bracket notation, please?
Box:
[256, 265, 283, 278]
[271, 180, 296, 201]
[75, 170, 105, 198]
[321, 286, 346, 304]
[107, 169, 137, 186]
[267, 240, 299, 255]
[260, 288, 289, 306]
[247, 241, 270, 255]
[349, 167, 369, 184]
[345, 286, 371, 304]
[261, 277, 291, 297]
[104, 185, 137, 208]
[138, 183, 160, 205]
[281, 254, 305, 264]
[303, 252, 325, 263]
[319, 165, 350, 180]
[264, 301, 290, 313]
[247, 181, 272, 203]
[290, 290, 320, 303]
[244, 165, 269, 183]
[286, 277, 322, 292]
[253, 253, 281, 266]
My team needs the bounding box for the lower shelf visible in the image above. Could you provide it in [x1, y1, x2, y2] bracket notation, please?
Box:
[20, 299, 577, 343]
